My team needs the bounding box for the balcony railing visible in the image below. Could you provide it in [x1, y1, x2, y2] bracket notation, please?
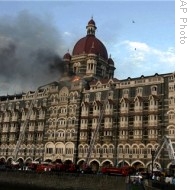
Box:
[12, 116, 18, 122]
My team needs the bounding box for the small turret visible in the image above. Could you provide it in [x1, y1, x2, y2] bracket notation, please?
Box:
[86, 17, 97, 36]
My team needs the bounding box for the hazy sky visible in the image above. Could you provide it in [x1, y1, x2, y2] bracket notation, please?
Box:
[0, 0, 175, 95]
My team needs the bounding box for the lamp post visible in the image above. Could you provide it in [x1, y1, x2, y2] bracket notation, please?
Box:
[151, 149, 155, 176]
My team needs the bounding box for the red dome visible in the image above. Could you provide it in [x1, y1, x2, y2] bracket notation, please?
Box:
[72, 35, 108, 60]
[63, 52, 71, 60]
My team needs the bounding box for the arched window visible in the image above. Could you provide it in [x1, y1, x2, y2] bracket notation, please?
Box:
[102, 145, 108, 154]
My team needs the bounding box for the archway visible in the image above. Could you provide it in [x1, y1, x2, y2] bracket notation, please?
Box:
[168, 164, 175, 176]
[64, 159, 72, 165]
[90, 160, 99, 173]
[17, 158, 24, 168]
[77, 160, 85, 170]
[131, 161, 145, 172]
[101, 160, 113, 168]
[7, 158, 13, 167]
[117, 161, 130, 168]
[63, 159, 73, 171]
[44, 159, 52, 163]
[146, 162, 161, 173]
[0, 158, 6, 165]
[54, 159, 63, 164]
[25, 158, 32, 166]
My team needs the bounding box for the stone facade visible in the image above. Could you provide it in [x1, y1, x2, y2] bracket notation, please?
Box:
[0, 18, 175, 173]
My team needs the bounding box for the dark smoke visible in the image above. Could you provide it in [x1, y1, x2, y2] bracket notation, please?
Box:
[0, 11, 66, 95]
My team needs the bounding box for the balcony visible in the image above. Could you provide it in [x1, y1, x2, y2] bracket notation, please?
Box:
[70, 99, 77, 104]
[10, 127, 17, 133]
[102, 136, 112, 142]
[149, 106, 158, 112]
[68, 112, 76, 117]
[30, 115, 36, 120]
[81, 111, 88, 117]
[12, 116, 18, 122]
[48, 136, 55, 141]
[92, 124, 98, 129]
[148, 135, 158, 140]
[7, 152, 13, 156]
[133, 135, 142, 140]
[107, 153, 114, 158]
[28, 126, 35, 132]
[4, 117, 10, 122]
[119, 135, 128, 140]
[148, 121, 158, 126]
[42, 102, 47, 107]
[79, 136, 87, 140]
[93, 111, 100, 117]
[21, 115, 27, 121]
[104, 124, 112, 128]
[132, 154, 138, 159]
[134, 107, 143, 112]
[133, 122, 142, 127]
[56, 136, 64, 141]
[37, 126, 44, 131]
[102, 153, 108, 158]
[120, 123, 128, 128]
[51, 101, 58, 106]
[49, 125, 56, 129]
[20, 126, 25, 132]
[36, 137, 43, 142]
[57, 124, 66, 129]
[2, 128, 9, 133]
[9, 137, 16, 142]
[39, 114, 45, 120]
[67, 136, 75, 141]
[104, 110, 113, 115]
[17, 152, 25, 157]
[80, 124, 88, 129]
[27, 135, 34, 140]
[1, 138, 7, 142]
[120, 108, 128, 114]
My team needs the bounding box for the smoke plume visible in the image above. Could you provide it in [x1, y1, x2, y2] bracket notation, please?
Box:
[0, 11, 66, 95]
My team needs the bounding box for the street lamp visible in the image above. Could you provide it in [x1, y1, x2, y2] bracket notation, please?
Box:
[151, 149, 155, 176]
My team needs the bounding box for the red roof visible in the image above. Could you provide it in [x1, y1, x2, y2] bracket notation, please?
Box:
[72, 35, 108, 60]
[88, 19, 96, 25]
[108, 57, 114, 65]
[63, 52, 71, 60]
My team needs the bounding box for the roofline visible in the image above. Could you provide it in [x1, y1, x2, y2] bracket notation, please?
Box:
[119, 71, 175, 82]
